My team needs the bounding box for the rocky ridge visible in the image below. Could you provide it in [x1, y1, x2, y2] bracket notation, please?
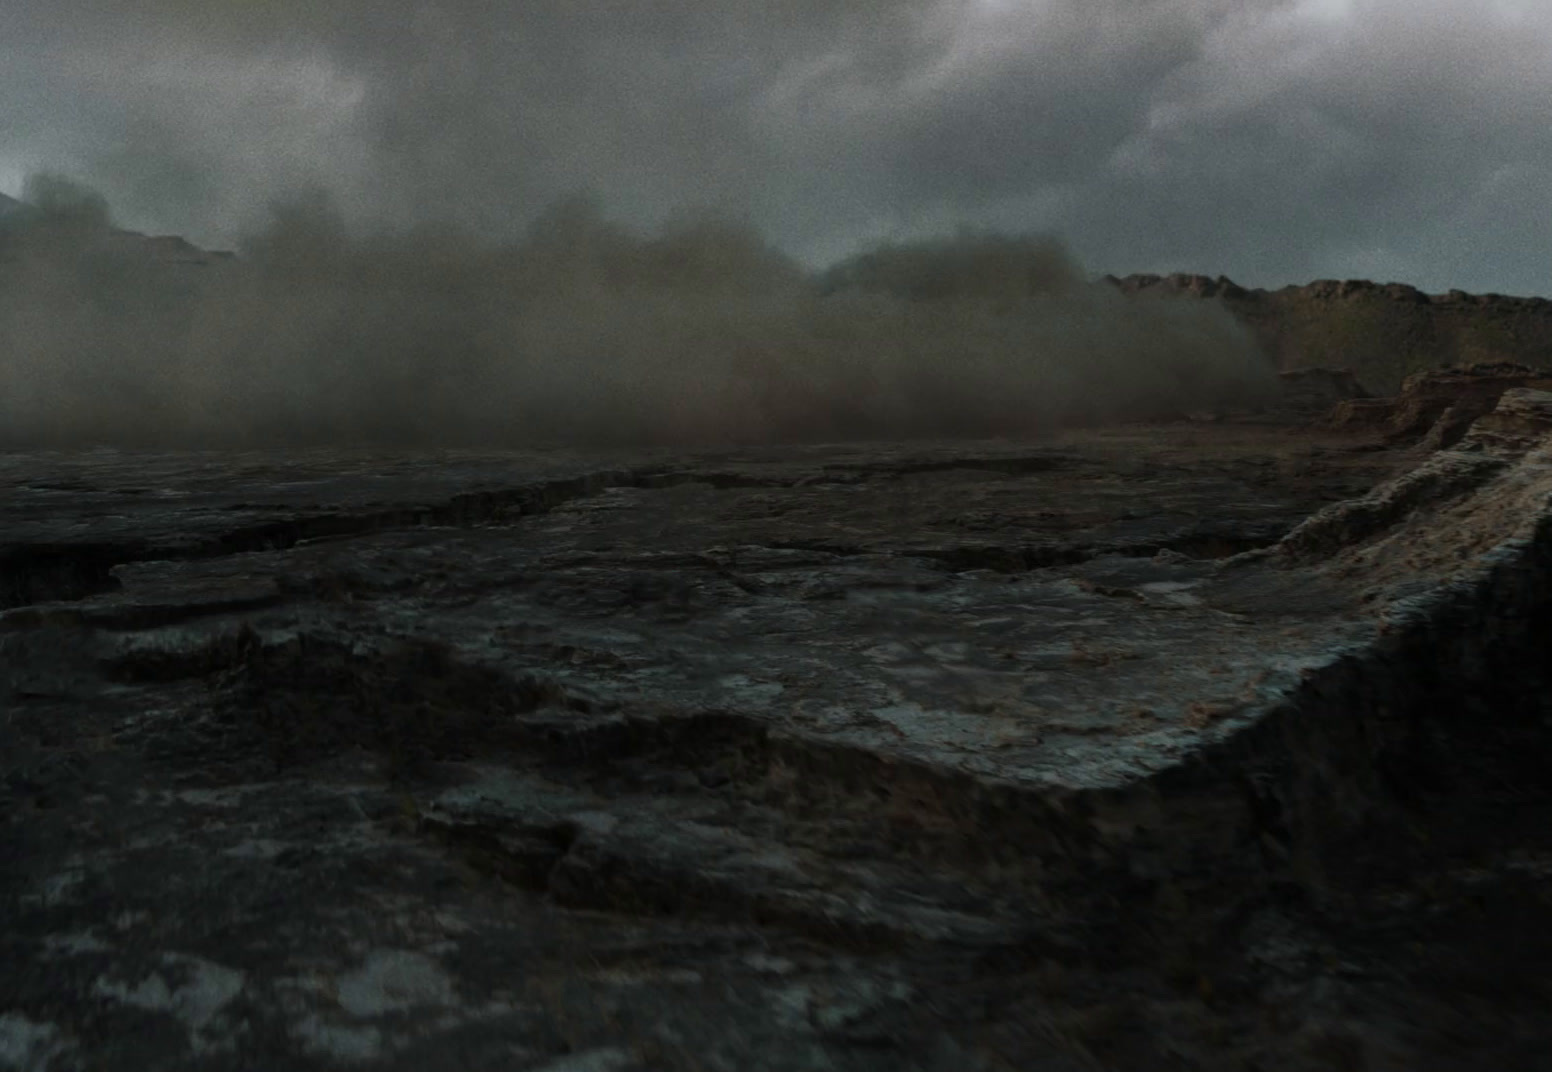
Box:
[1109, 272, 1552, 394]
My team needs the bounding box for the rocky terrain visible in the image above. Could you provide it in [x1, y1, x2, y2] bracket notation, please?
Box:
[1109, 273, 1552, 395]
[4, 367, 1552, 1070]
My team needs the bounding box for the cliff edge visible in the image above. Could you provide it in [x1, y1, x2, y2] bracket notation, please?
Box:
[1109, 272, 1552, 394]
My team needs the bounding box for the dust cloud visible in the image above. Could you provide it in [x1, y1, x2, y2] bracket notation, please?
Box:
[0, 177, 1277, 448]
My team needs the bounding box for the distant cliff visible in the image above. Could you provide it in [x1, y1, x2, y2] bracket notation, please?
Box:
[1107, 273, 1552, 394]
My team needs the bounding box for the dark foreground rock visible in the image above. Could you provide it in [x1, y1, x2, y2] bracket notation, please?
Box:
[4, 393, 1552, 1069]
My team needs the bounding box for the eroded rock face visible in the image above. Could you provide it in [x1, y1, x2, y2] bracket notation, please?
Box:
[4, 391, 1552, 1069]
[1111, 273, 1552, 393]
[1326, 362, 1552, 448]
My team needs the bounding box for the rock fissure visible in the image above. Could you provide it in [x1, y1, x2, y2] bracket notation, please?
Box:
[0, 466, 713, 611]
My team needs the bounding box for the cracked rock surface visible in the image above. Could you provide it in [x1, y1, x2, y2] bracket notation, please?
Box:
[4, 414, 1552, 1070]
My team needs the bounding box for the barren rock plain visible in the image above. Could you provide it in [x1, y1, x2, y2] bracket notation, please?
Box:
[5, 370, 1552, 1069]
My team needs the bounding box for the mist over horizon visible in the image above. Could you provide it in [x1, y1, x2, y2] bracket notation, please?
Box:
[0, 175, 1277, 449]
[1, 2, 1548, 298]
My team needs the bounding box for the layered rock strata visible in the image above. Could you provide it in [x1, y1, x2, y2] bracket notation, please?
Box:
[1110, 272, 1552, 393]
[3, 379, 1552, 1069]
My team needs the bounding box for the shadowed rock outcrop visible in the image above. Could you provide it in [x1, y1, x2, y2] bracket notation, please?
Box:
[1274, 367, 1372, 416]
[1326, 362, 1552, 448]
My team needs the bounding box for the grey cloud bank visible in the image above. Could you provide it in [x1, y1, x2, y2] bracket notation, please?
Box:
[0, 191, 1275, 448]
[0, 1, 1548, 295]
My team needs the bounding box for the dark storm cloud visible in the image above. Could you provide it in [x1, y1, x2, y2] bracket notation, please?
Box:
[1062, 1, 1552, 292]
[1, 0, 1549, 293]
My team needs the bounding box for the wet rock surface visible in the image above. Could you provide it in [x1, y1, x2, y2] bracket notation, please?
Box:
[5, 403, 1552, 1069]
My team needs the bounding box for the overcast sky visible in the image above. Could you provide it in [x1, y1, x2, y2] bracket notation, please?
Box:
[2, 0, 1548, 294]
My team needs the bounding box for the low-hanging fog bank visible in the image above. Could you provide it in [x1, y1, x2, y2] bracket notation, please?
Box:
[0, 178, 1277, 448]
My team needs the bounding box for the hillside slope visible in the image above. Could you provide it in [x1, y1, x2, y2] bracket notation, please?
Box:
[1110, 273, 1552, 394]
